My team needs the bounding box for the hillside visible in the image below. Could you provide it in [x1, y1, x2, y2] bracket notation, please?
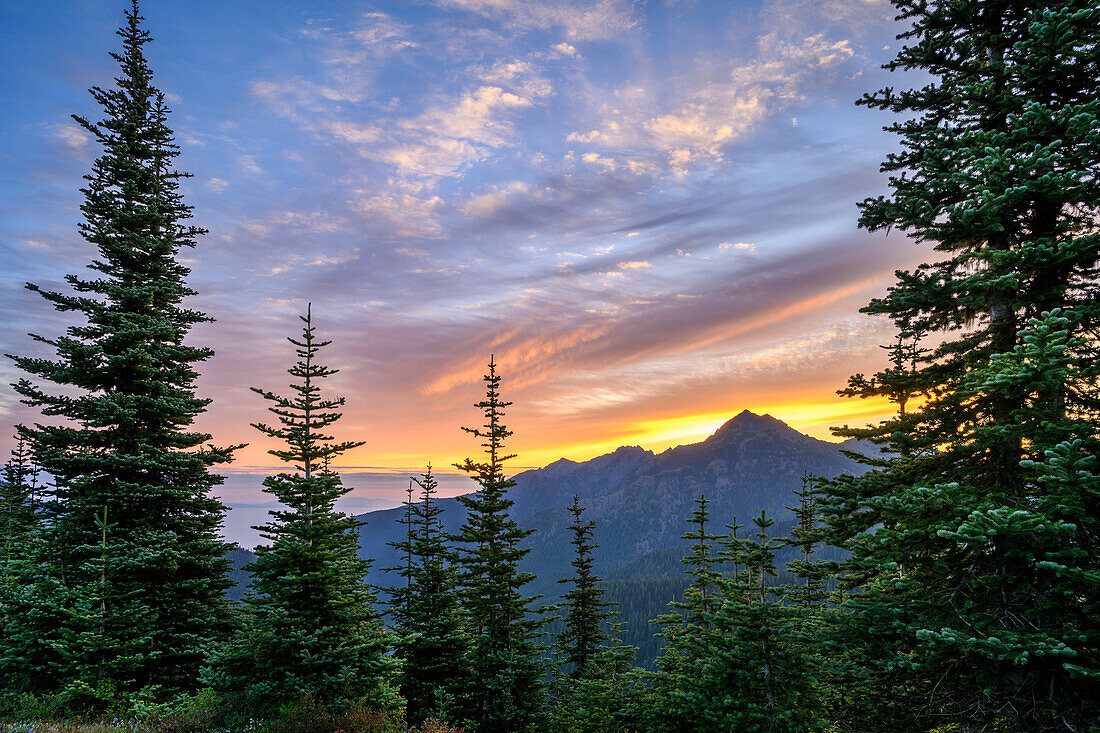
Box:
[357, 411, 869, 584]
[360, 411, 873, 663]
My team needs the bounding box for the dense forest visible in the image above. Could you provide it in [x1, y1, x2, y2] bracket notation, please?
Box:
[1, 1, 1098, 731]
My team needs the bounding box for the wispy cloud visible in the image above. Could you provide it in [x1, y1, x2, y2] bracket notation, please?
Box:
[2, 0, 914, 545]
[567, 33, 856, 171]
[437, 0, 638, 41]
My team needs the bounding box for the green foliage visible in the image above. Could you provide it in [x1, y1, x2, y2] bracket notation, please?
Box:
[547, 640, 644, 733]
[202, 308, 397, 711]
[2, 1, 237, 705]
[0, 436, 38, 564]
[388, 466, 471, 726]
[0, 437, 45, 697]
[450, 357, 544, 732]
[822, 0, 1100, 729]
[554, 496, 615, 676]
[651, 506, 823, 732]
[548, 497, 641, 733]
[784, 473, 828, 608]
[0, 689, 460, 733]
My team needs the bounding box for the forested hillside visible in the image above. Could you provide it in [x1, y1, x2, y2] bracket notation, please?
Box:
[350, 410, 871, 665]
[225, 412, 871, 665]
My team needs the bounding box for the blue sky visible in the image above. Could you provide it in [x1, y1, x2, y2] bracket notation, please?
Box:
[0, 0, 930, 545]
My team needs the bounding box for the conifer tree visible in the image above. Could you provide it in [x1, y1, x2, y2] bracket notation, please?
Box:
[549, 496, 639, 733]
[390, 466, 471, 726]
[385, 480, 417, 623]
[451, 357, 544, 732]
[652, 505, 823, 731]
[649, 495, 723, 731]
[203, 307, 397, 710]
[3, 1, 237, 704]
[0, 437, 43, 701]
[0, 436, 37, 565]
[784, 473, 826, 608]
[703, 512, 823, 732]
[823, 1, 1100, 728]
[555, 496, 612, 677]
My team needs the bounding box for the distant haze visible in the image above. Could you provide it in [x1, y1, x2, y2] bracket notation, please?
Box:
[220, 468, 475, 549]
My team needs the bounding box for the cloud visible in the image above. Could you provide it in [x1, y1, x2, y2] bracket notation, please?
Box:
[552, 42, 579, 58]
[54, 123, 91, 155]
[461, 181, 534, 218]
[376, 85, 536, 179]
[326, 120, 381, 144]
[476, 59, 553, 98]
[437, 0, 638, 41]
[253, 11, 418, 117]
[268, 250, 361, 277]
[720, 241, 756, 253]
[566, 33, 856, 171]
[335, 11, 419, 61]
[237, 155, 262, 176]
[350, 190, 446, 239]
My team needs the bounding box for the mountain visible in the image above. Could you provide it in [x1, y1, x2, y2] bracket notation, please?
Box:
[225, 546, 257, 602]
[227, 411, 876, 665]
[354, 411, 873, 664]
[357, 411, 870, 586]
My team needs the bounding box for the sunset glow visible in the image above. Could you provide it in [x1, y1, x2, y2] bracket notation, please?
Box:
[0, 0, 927, 543]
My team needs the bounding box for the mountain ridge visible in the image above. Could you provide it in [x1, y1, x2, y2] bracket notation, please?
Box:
[229, 411, 877, 664]
[352, 411, 873, 593]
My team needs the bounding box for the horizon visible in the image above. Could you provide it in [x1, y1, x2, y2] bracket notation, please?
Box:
[222, 407, 866, 547]
[2, 0, 915, 543]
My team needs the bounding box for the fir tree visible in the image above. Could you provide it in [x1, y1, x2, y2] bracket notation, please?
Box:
[549, 496, 639, 733]
[0, 437, 44, 702]
[649, 495, 723, 731]
[823, 1, 1100, 728]
[202, 306, 397, 711]
[784, 473, 826, 608]
[384, 479, 417, 624]
[0, 436, 37, 566]
[652, 506, 823, 732]
[3, 1, 237, 704]
[451, 357, 544, 732]
[391, 465, 471, 726]
[555, 495, 613, 677]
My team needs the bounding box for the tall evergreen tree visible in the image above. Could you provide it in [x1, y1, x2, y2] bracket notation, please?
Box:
[823, 1, 1100, 728]
[549, 496, 639, 733]
[451, 357, 544, 732]
[202, 306, 397, 710]
[384, 480, 417, 623]
[3, 1, 237, 704]
[555, 495, 613, 677]
[0, 437, 42, 701]
[703, 512, 823, 732]
[649, 495, 723, 731]
[651, 505, 822, 732]
[784, 473, 826, 608]
[390, 465, 471, 726]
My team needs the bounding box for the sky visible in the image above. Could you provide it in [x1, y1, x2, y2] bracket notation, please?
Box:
[0, 0, 929, 545]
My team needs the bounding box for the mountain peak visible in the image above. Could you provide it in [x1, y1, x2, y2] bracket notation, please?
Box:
[544, 457, 578, 470]
[714, 410, 791, 436]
